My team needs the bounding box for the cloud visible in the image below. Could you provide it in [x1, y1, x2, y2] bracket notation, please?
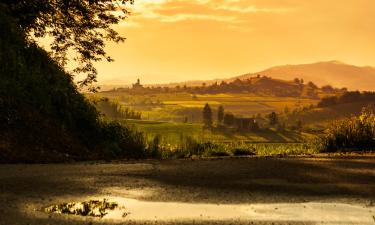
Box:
[158, 13, 241, 23]
[213, 5, 294, 13]
[126, 0, 293, 25]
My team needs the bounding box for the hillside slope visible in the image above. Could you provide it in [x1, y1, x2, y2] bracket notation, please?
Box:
[0, 13, 145, 162]
[151, 61, 375, 92]
[233, 61, 375, 91]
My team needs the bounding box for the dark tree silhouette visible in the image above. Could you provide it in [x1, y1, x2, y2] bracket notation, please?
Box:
[224, 113, 235, 126]
[217, 105, 224, 124]
[296, 119, 303, 130]
[268, 112, 278, 126]
[202, 103, 213, 127]
[0, 0, 133, 89]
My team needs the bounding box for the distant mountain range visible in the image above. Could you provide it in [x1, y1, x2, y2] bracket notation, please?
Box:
[231, 61, 375, 91]
[99, 61, 375, 91]
[165, 61, 375, 91]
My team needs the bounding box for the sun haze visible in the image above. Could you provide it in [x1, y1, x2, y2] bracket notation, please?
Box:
[95, 0, 375, 85]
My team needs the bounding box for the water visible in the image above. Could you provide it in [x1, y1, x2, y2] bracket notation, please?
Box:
[100, 197, 375, 224]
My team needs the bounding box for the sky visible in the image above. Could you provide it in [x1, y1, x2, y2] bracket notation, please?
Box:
[93, 0, 375, 85]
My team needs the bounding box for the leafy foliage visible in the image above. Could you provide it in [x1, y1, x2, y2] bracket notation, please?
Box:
[0, 12, 146, 162]
[223, 113, 235, 126]
[268, 112, 279, 126]
[315, 107, 375, 152]
[318, 91, 375, 107]
[0, 0, 132, 88]
[91, 97, 142, 120]
[148, 134, 314, 159]
[217, 105, 224, 124]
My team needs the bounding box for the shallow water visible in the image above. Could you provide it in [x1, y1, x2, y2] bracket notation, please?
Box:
[102, 197, 375, 224]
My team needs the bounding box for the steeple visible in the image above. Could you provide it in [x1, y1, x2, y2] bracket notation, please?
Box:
[132, 78, 143, 89]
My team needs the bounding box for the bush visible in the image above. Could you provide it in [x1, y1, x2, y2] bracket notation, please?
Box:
[317, 91, 375, 107]
[315, 107, 375, 152]
[148, 134, 161, 158]
[98, 121, 146, 158]
[232, 148, 256, 156]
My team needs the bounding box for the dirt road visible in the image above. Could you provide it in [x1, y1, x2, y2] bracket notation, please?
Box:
[0, 155, 374, 224]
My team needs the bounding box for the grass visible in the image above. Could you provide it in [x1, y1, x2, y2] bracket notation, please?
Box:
[93, 92, 323, 158]
[149, 139, 317, 159]
[123, 120, 313, 143]
[121, 119, 318, 158]
[95, 92, 319, 122]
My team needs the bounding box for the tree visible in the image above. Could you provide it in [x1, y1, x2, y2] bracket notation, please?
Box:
[1, 0, 133, 90]
[322, 85, 334, 93]
[224, 113, 235, 126]
[217, 105, 224, 124]
[296, 119, 303, 130]
[268, 112, 278, 126]
[284, 106, 290, 114]
[202, 103, 213, 127]
[307, 81, 318, 89]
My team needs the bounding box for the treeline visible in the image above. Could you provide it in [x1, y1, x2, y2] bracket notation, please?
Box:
[202, 104, 259, 131]
[112, 76, 344, 98]
[318, 91, 375, 107]
[201, 104, 302, 132]
[91, 97, 142, 120]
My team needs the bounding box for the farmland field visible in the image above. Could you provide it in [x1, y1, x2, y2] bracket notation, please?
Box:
[122, 120, 318, 157]
[96, 92, 319, 122]
[124, 119, 314, 143]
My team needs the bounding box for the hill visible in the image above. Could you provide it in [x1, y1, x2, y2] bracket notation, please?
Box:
[231, 61, 375, 91]
[285, 91, 375, 128]
[143, 61, 375, 91]
[0, 13, 145, 162]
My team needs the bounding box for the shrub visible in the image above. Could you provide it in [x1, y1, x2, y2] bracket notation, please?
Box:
[232, 148, 256, 156]
[98, 121, 146, 158]
[315, 107, 375, 152]
[148, 134, 161, 158]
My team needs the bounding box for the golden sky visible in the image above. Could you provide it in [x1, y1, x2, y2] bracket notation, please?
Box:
[94, 0, 375, 84]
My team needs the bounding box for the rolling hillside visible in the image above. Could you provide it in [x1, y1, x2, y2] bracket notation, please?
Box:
[231, 61, 375, 91]
[142, 61, 375, 91]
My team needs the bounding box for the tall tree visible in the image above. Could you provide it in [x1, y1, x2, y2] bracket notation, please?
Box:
[0, 0, 133, 90]
[268, 112, 278, 126]
[202, 103, 212, 127]
[217, 105, 224, 124]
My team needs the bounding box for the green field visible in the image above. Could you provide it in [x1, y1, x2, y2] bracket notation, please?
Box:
[91, 91, 375, 158]
[124, 119, 315, 143]
[93, 91, 321, 157]
[96, 92, 319, 122]
[122, 120, 317, 158]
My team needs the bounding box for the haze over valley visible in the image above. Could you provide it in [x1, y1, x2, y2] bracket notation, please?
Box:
[99, 60, 375, 91]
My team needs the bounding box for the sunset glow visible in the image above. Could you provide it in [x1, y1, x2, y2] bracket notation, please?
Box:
[95, 0, 375, 84]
